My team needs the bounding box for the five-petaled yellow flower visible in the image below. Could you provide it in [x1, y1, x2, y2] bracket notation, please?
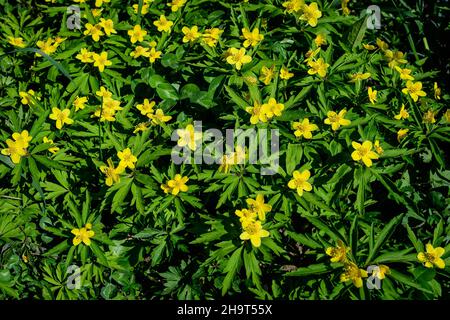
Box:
[351, 141, 379, 167]
[300, 2, 322, 27]
[165, 174, 189, 195]
[307, 58, 329, 77]
[182, 26, 201, 43]
[280, 66, 294, 80]
[292, 118, 318, 139]
[239, 220, 270, 248]
[226, 47, 252, 70]
[92, 51, 112, 72]
[340, 262, 368, 288]
[71, 224, 95, 246]
[260, 65, 275, 85]
[246, 194, 272, 221]
[242, 27, 264, 48]
[177, 124, 202, 151]
[128, 25, 147, 43]
[84, 23, 104, 42]
[368, 87, 377, 104]
[395, 66, 414, 81]
[394, 104, 409, 120]
[148, 47, 162, 63]
[288, 169, 313, 197]
[100, 158, 124, 186]
[153, 15, 174, 33]
[117, 148, 138, 169]
[324, 109, 351, 131]
[8, 36, 26, 48]
[417, 244, 446, 269]
[397, 128, 409, 142]
[402, 81, 426, 102]
[49, 107, 74, 130]
[235, 208, 257, 228]
[326, 240, 349, 263]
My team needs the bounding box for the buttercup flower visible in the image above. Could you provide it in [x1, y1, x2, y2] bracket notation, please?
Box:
[385, 50, 407, 69]
[168, 0, 187, 12]
[368, 87, 377, 104]
[49, 107, 74, 130]
[300, 2, 322, 27]
[423, 110, 436, 124]
[128, 25, 147, 43]
[153, 15, 173, 33]
[130, 46, 150, 59]
[242, 27, 264, 48]
[374, 140, 383, 155]
[43, 136, 59, 154]
[8, 36, 25, 48]
[314, 33, 327, 47]
[100, 158, 124, 186]
[166, 174, 189, 195]
[288, 169, 313, 197]
[76, 48, 94, 63]
[351, 141, 379, 167]
[136, 99, 155, 116]
[259, 65, 275, 85]
[92, 51, 112, 72]
[326, 240, 349, 263]
[282, 0, 304, 14]
[280, 66, 294, 80]
[340, 262, 368, 288]
[262, 98, 284, 119]
[182, 26, 201, 43]
[307, 58, 329, 77]
[292, 118, 318, 139]
[149, 109, 172, 125]
[202, 28, 223, 47]
[117, 148, 138, 169]
[350, 72, 371, 82]
[402, 81, 426, 102]
[395, 66, 414, 81]
[324, 109, 351, 131]
[148, 47, 162, 63]
[71, 224, 95, 246]
[434, 82, 441, 100]
[246, 194, 271, 221]
[397, 128, 409, 142]
[177, 124, 202, 151]
[99, 18, 116, 36]
[19, 89, 38, 106]
[239, 220, 270, 248]
[84, 23, 104, 42]
[226, 48, 252, 70]
[417, 244, 446, 269]
[235, 208, 257, 227]
[373, 265, 390, 280]
[246, 102, 268, 124]
[73, 96, 88, 111]
[394, 104, 409, 120]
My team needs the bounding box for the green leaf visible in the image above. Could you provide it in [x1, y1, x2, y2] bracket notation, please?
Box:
[222, 246, 243, 296]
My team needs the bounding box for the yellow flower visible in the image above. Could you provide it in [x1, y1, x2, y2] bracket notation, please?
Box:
[133, 122, 149, 134]
[444, 109, 450, 123]
[73, 96, 88, 111]
[166, 174, 189, 195]
[91, 8, 103, 17]
[133, 4, 149, 14]
[259, 65, 275, 85]
[262, 98, 284, 119]
[1, 138, 27, 164]
[130, 46, 150, 59]
[83, 23, 104, 42]
[149, 109, 172, 125]
[397, 128, 409, 142]
[307, 58, 329, 78]
[95, 0, 110, 6]
[300, 2, 322, 27]
[177, 124, 202, 151]
[325, 240, 349, 263]
[94, 97, 122, 122]
[128, 25, 147, 43]
[235, 208, 257, 227]
[43, 136, 59, 154]
[324, 109, 351, 131]
[76, 48, 94, 63]
[350, 72, 371, 82]
[434, 82, 441, 100]
[363, 43, 376, 51]
[242, 27, 264, 48]
[246, 101, 268, 125]
[418, 244, 446, 269]
[351, 141, 379, 167]
[153, 15, 173, 33]
[368, 87, 377, 104]
[148, 47, 162, 63]
[100, 158, 124, 186]
[423, 110, 436, 124]
[376, 38, 389, 51]
[99, 18, 116, 36]
[394, 66, 414, 81]
[340, 262, 368, 288]
[282, 0, 304, 14]
[374, 140, 383, 155]
[136, 99, 155, 116]
[92, 51, 112, 72]
[168, 0, 187, 12]
[402, 81, 426, 102]
[240, 220, 270, 248]
[314, 33, 327, 47]
[12, 130, 32, 149]
[292, 118, 318, 139]
[394, 104, 409, 120]
[373, 265, 390, 280]
[71, 224, 95, 246]
[226, 47, 252, 70]
[96, 86, 113, 99]
[385, 50, 407, 69]
[280, 66, 294, 80]
[341, 0, 350, 15]
[19, 89, 38, 106]
[182, 26, 201, 43]
[202, 28, 223, 47]
[117, 148, 138, 169]
[49, 107, 74, 130]
[246, 194, 271, 221]
[36, 38, 59, 56]
[8, 36, 25, 48]
[288, 169, 312, 197]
